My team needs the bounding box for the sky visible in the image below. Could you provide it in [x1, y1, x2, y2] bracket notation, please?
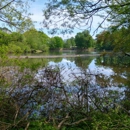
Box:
[0, 0, 109, 39]
[29, 0, 109, 39]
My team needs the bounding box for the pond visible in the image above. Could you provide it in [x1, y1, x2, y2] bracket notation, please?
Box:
[26, 51, 130, 116]
[1, 50, 130, 128]
[29, 50, 130, 88]
[8, 50, 130, 89]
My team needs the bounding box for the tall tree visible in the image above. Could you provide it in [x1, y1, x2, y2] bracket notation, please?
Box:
[24, 28, 38, 50]
[24, 28, 50, 51]
[112, 27, 130, 54]
[96, 30, 114, 51]
[49, 36, 64, 50]
[75, 30, 94, 49]
[96, 27, 130, 54]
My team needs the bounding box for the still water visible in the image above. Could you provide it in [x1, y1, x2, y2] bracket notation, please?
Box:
[6, 51, 130, 117]
[29, 51, 130, 115]
[34, 51, 130, 88]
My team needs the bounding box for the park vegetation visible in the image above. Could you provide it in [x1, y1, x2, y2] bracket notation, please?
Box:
[96, 26, 130, 54]
[0, 55, 130, 129]
[0, 0, 130, 130]
[0, 27, 96, 53]
[0, 28, 64, 53]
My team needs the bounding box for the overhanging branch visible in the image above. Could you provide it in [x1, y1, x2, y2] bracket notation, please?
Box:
[0, 0, 15, 11]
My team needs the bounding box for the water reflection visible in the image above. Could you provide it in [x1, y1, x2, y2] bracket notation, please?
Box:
[95, 56, 130, 87]
[34, 56, 128, 116]
[9, 55, 130, 103]
[36, 56, 130, 91]
[49, 58, 77, 68]
[23, 50, 98, 56]
[46, 58, 115, 83]
[1, 54, 130, 125]
[88, 59, 114, 77]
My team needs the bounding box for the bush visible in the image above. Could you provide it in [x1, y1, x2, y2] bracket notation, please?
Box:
[0, 64, 130, 129]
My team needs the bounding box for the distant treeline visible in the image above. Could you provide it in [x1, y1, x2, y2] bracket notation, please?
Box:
[0, 28, 95, 53]
[0, 27, 130, 54]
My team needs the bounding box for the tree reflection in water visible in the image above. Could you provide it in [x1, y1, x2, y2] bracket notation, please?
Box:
[0, 55, 130, 129]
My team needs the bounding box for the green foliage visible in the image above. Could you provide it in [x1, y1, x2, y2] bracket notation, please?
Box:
[10, 32, 24, 42]
[0, 30, 10, 45]
[37, 31, 50, 51]
[43, 0, 130, 35]
[108, 0, 130, 29]
[29, 120, 56, 130]
[96, 27, 130, 53]
[24, 28, 40, 50]
[75, 30, 94, 49]
[96, 30, 114, 51]
[24, 28, 50, 52]
[91, 111, 130, 130]
[112, 27, 130, 53]
[0, 27, 71, 54]
[8, 43, 23, 53]
[0, 45, 9, 59]
[0, 28, 50, 54]
[0, 0, 34, 30]
[64, 37, 75, 49]
[49, 36, 64, 50]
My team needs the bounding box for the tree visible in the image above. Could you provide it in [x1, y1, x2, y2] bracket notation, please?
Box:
[23, 29, 38, 50]
[96, 30, 114, 51]
[49, 36, 64, 50]
[64, 37, 75, 49]
[37, 31, 50, 51]
[24, 28, 50, 52]
[96, 27, 130, 53]
[43, 0, 130, 54]
[0, 30, 10, 45]
[64, 39, 71, 49]
[43, 0, 130, 34]
[112, 27, 130, 54]
[107, 0, 130, 29]
[0, 0, 34, 31]
[9, 32, 31, 53]
[10, 32, 24, 42]
[75, 30, 94, 49]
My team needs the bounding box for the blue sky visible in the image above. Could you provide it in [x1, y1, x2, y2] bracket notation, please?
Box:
[0, 0, 109, 39]
[29, 0, 108, 39]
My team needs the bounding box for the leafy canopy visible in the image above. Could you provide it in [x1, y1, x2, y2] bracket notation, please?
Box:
[49, 36, 64, 50]
[75, 30, 94, 49]
[43, 0, 130, 34]
[0, 0, 34, 31]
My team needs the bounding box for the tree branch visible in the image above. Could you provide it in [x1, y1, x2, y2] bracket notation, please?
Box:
[0, 0, 15, 11]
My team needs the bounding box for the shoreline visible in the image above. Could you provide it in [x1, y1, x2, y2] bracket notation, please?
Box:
[9, 54, 100, 59]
